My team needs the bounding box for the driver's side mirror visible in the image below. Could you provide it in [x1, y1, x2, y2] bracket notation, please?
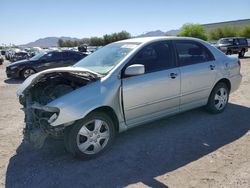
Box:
[125, 64, 145, 76]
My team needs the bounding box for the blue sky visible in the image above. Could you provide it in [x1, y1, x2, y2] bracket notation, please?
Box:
[2, 0, 250, 45]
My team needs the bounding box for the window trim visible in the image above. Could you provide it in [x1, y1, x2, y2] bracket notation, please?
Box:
[173, 40, 215, 67]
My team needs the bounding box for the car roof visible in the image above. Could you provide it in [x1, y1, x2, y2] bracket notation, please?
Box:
[220, 37, 246, 40]
[116, 36, 204, 44]
[48, 50, 80, 53]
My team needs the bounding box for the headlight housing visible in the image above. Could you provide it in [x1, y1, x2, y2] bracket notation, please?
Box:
[9, 66, 18, 70]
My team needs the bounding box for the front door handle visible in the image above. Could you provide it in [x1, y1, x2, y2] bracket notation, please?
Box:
[210, 65, 216, 70]
[169, 72, 178, 79]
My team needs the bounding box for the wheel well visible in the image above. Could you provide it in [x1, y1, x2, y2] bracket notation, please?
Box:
[215, 78, 231, 92]
[19, 67, 36, 77]
[91, 106, 119, 133]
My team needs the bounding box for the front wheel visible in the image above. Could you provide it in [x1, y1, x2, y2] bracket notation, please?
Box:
[206, 83, 229, 114]
[64, 112, 115, 159]
[21, 68, 36, 79]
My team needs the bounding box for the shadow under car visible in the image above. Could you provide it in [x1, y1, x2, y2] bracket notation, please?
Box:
[5, 103, 250, 188]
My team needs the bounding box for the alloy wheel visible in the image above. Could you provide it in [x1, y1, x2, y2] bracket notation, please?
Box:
[23, 69, 35, 78]
[214, 88, 228, 110]
[76, 119, 110, 155]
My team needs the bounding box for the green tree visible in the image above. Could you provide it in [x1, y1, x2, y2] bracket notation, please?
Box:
[239, 25, 250, 38]
[103, 34, 113, 45]
[57, 31, 131, 47]
[178, 23, 207, 40]
[80, 38, 90, 45]
[208, 27, 239, 40]
[58, 39, 64, 47]
[89, 31, 131, 46]
[116, 31, 131, 40]
[89, 37, 104, 46]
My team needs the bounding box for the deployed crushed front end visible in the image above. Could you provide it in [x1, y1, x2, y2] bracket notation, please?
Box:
[17, 68, 100, 148]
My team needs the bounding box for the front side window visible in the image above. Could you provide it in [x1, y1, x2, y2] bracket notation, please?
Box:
[129, 41, 175, 73]
[63, 52, 82, 59]
[238, 38, 247, 45]
[175, 41, 214, 66]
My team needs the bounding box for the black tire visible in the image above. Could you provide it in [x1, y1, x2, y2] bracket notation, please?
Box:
[21, 68, 36, 79]
[226, 50, 232, 55]
[64, 111, 116, 159]
[239, 49, 245, 58]
[206, 82, 229, 114]
[64, 125, 73, 153]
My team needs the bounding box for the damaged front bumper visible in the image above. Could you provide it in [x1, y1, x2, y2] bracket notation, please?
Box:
[22, 94, 64, 148]
[17, 67, 100, 149]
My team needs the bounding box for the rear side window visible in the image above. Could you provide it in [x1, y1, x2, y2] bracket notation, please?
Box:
[238, 38, 248, 45]
[42, 52, 62, 61]
[62, 52, 80, 59]
[175, 41, 214, 66]
[131, 41, 175, 73]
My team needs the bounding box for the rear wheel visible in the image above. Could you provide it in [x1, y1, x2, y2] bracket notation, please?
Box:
[206, 82, 229, 114]
[226, 50, 232, 55]
[64, 112, 115, 159]
[239, 49, 245, 58]
[21, 68, 36, 79]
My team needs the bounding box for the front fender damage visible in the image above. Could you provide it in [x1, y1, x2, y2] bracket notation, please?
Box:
[18, 69, 100, 149]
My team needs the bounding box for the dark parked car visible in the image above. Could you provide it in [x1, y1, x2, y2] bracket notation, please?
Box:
[0, 55, 4, 65]
[6, 50, 87, 79]
[215, 37, 248, 57]
[1, 50, 6, 56]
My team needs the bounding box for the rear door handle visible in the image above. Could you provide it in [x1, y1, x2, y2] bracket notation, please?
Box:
[210, 65, 216, 70]
[169, 72, 178, 79]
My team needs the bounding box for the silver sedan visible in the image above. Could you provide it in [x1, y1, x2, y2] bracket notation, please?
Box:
[17, 37, 242, 159]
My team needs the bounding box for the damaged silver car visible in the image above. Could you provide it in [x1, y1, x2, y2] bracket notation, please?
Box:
[17, 37, 242, 159]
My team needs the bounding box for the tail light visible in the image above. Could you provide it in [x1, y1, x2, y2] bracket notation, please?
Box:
[238, 60, 241, 67]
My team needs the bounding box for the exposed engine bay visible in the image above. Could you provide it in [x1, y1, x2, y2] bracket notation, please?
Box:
[19, 71, 99, 148]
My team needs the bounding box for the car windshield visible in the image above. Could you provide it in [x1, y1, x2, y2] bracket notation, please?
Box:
[29, 52, 47, 61]
[74, 42, 140, 74]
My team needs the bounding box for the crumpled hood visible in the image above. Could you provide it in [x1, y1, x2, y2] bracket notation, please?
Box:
[17, 66, 101, 96]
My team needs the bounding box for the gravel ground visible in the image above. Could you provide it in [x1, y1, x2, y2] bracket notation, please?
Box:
[0, 53, 250, 188]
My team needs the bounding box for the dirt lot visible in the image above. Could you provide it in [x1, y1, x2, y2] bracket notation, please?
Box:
[0, 54, 250, 188]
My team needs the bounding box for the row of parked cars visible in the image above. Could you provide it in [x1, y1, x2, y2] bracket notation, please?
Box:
[1, 46, 100, 79]
[6, 50, 87, 79]
[1, 37, 248, 80]
[0, 55, 4, 65]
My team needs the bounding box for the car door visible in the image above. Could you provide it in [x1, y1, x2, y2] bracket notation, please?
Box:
[232, 38, 240, 53]
[174, 40, 217, 111]
[122, 41, 181, 127]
